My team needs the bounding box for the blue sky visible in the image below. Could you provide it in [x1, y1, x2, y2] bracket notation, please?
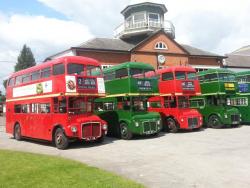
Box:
[0, 0, 250, 93]
[0, 0, 66, 19]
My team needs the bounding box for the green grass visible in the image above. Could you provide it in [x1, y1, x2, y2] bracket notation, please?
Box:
[0, 150, 144, 188]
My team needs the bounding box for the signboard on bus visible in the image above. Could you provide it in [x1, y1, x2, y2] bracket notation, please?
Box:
[239, 83, 248, 93]
[182, 81, 194, 91]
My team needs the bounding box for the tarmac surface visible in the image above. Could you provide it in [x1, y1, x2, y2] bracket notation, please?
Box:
[1, 116, 250, 188]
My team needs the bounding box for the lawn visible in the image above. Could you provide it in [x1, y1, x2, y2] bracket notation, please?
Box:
[0, 150, 144, 188]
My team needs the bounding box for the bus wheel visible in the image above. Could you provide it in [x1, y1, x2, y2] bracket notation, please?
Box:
[208, 115, 223, 129]
[14, 124, 22, 141]
[167, 118, 178, 133]
[54, 128, 69, 150]
[120, 123, 133, 140]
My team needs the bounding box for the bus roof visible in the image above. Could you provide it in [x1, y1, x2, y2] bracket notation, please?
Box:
[235, 71, 250, 77]
[156, 66, 196, 75]
[103, 62, 154, 74]
[9, 56, 100, 78]
[198, 68, 235, 76]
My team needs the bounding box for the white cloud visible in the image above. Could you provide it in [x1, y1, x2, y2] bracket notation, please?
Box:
[0, 13, 93, 92]
[38, 0, 129, 37]
[39, 0, 250, 55]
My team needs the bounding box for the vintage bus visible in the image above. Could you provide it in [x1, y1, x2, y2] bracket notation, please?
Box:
[147, 66, 203, 133]
[190, 69, 241, 128]
[94, 62, 162, 140]
[226, 71, 250, 124]
[6, 56, 108, 149]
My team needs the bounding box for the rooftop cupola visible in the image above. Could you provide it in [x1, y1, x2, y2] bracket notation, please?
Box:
[114, 2, 175, 40]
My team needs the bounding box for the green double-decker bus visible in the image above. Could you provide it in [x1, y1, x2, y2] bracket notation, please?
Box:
[227, 71, 250, 124]
[94, 62, 162, 139]
[190, 69, 241, 128]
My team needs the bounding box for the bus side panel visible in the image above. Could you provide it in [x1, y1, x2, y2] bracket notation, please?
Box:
[5, 102, 14, 134]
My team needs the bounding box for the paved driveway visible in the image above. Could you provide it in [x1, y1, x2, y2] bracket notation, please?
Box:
[1, 117, 250, 188]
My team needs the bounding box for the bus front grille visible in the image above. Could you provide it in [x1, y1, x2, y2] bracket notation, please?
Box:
[188, 118, 198, 128]
[143, 121, 157, 134]
[231, 115, 240, 124]
[82, 122, 101, 139]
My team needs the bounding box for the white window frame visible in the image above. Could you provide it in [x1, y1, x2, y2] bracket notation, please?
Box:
[155, 42, 168, 50]
[132, 11, 146, 24]
[148, 13, 160, 23]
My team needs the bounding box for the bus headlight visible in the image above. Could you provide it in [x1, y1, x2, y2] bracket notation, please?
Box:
[224, 114, 228, 118]
[135, 122, 139, 127]
[71, 126, 78, 133]
[157, 120, 161, 125]
[102, 124, 108, 130]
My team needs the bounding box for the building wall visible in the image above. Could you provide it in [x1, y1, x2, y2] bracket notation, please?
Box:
[189, 57, 220, 66]
[75, 34, 221, 71]
[131, 52, 189, 69]
[131, 32, 189, 69]
[135, 33, 187, 55]
[77, 51, 131, 66]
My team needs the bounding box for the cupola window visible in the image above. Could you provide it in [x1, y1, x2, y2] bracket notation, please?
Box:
[149, 13, 160, 23]
[133, 12, 146, 23]
[155, 42, 167, 50]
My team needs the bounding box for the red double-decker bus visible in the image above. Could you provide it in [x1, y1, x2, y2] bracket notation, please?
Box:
[147, 66, 203, 132]
[6, 56, 107, 149]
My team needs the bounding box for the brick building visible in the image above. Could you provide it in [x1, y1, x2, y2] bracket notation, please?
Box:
[48, 2, 225, 72]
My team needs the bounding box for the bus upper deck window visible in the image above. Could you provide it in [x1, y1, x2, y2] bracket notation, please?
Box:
[8, 78, 15, 87]
[86, 65, 102, 76]
[15, 75, 22, 85]
[162, 72, 173, 81]
[175, 72, 186, 80]
[31, 71, 40, 81]
[187, 72, 197, 80]
[67, 63, 84, 75]
[116, 68, 128, 79]
[53, 63, 65, 76]
[41, 67, 51, 78]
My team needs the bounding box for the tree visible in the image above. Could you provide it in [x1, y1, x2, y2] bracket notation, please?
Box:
[3, 80, 7, 89]
[15, 44, 36, 72]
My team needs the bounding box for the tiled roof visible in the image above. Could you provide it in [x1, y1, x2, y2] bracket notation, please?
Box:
[225, 46, 250, 67]
[77, 38, 223, 57]
[181, 44, 222, 57]
[77, 38, 136, 51]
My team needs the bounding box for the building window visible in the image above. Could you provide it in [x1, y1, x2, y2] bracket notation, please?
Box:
[102, 65, 113, 69]
[149, 13, 160, 22]
[155, 42, 167, 50]
[133, 12, 146, 23]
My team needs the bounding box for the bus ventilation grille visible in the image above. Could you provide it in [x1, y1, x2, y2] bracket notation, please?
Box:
[188, 118, 198, 128]
[82, 122, 101, 139]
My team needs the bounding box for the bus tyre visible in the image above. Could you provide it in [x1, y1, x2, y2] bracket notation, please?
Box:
[54, 128, 69, 150]
[167, 118, 178, 133]
[120, 122, 132, 140]
[14, 124, 22, 141]
[208, 115, 223, 129]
